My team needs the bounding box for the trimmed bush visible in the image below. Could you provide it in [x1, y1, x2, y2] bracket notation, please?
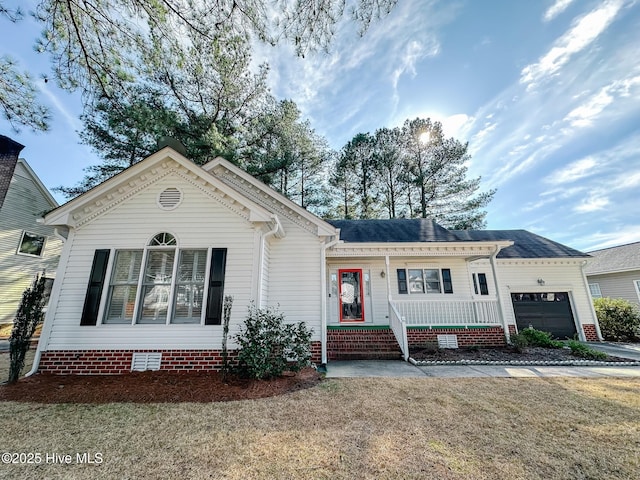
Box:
[593, 297, 640, 342]
[566, 340, 608, 360]
[8, 274, 48, 383]
[517, 327, 564, 349]
[235, 305, 313, 379]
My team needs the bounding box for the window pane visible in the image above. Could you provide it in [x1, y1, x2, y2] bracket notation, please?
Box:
[397, 269, 408, 294]
[424, 269, 441, 293]
[478, 273, 489, 295]
[144, 250, 175, 283]
[18, 232, 45, 256]
[589, 283, 602, 298]
[172, 250, 207, 324]
[104, 250, 142, 324]
[139, 284, 171, 323]
[408, 269, 424, 294]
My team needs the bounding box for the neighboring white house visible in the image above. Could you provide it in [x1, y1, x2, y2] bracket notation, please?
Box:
[0, 136, 64, 325]
[585, 242, 640, 307]
[34, 146, 601, 374]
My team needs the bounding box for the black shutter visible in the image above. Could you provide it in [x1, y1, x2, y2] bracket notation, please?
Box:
[81, 249, 110, 326]
[442, 268, 453, 294]
[478, 273, 489, 295]
[205, 248, 227, 325]
[397, 269, 408, 294]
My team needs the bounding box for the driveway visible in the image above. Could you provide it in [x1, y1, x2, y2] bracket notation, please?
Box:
[587, 341, 640, 361]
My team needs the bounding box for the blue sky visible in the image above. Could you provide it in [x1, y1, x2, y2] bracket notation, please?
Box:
[2, 0, 639, 252]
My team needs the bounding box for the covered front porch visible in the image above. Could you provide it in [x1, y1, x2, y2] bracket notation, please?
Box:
[322, 236, 514, 363]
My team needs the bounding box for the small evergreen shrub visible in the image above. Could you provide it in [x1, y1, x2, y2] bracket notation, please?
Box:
[8, 274, 48, 383]
[518, 327, 564, 348]
[566, 340, 608, 360]
[221, 295, 233, 380]
[509, 332, 529, 353]
[593, 297, 640, 342]
[235, 305, 313, 379]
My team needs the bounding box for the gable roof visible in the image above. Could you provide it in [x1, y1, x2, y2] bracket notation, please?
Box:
[43, 147, 274, 228]
[451, 229, 588, 259]
[203, 157, 338, 237]
[327, 218, 460, 243]
[584, 241, 640, 275]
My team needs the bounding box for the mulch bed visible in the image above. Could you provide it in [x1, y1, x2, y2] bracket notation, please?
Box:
[0, 367, 322, 404]
[410, 345, 634, 363]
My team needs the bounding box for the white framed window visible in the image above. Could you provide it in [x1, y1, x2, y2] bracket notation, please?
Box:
[96, 233, 224, 326]
[588, 283, 602, 298]
[472, 273, 489, 295]
[397, 268, 453, 294]
[17, 231, 46, 256]
[634, 280, 640, 303]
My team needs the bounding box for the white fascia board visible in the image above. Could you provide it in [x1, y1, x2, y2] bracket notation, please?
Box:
[204, 157, 339, 238]
[329, 240, 514, 255]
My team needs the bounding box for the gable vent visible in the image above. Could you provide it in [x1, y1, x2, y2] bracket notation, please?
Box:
[157, 187, 182, 210]
[437, 334, 459, 349]
[131, 352, 162, 371]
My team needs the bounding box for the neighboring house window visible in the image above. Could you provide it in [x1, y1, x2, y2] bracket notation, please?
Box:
[17, 231, 46, 256]
[397, 268, 453, 294]
[588, 283, 602, 298]
[80, 233, 227, 326]
[634, 280, 640, 302]
[472, 273, 489, 296]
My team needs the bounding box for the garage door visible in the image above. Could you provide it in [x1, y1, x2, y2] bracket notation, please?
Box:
[511, 292, 577, 339]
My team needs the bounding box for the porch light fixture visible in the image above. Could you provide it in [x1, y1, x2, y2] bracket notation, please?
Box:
[380, 270, 386, 278]
[537, 278, 545, 286]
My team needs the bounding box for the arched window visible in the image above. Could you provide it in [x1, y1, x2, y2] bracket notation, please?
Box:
[149, 232, 177, 246]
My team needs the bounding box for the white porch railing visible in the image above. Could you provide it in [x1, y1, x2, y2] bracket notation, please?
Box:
[392, 299, 501, 327]
[389, 302, 409, 361]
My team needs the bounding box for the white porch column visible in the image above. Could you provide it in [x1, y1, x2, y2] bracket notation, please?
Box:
[489, 246, 511, 343]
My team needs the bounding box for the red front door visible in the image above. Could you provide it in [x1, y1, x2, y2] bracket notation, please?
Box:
[338, 269, 365, 322]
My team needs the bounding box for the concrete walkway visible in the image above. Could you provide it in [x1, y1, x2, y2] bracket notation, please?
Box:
[326, 342, 640, 378]
[325, 360, 640, 378]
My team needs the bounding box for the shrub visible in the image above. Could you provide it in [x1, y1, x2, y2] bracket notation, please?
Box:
[593, 297, 640, 342]
[517, 327, 564, 349]
[566, 340, 608, 360]
[509, 332, 529, 353]
[235, 305, 313, 379]
[8, 274, 48, 383]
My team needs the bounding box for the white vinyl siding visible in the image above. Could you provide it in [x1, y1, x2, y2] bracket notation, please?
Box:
[0, 161, 62, 324]
[586, 271, 640, 307]
[43, 174, 258, 350]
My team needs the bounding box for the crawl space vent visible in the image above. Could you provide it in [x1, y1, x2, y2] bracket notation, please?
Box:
[131, 353, 162, 371]
[157, 187, 182, 210]
[437, 334, 459, 349]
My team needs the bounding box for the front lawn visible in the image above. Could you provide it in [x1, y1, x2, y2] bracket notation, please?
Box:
[1, 376, 639, 479]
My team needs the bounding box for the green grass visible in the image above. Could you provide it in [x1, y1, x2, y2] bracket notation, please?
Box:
[1, 376, 640, 479]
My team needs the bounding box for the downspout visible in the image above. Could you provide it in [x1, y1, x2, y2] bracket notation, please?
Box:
[26, 228, 68, 377]
[256, 215, 282, 307]
[489, 245, 510, 343]
[320, 234, 342, 365]
[580, 259, 603, 341]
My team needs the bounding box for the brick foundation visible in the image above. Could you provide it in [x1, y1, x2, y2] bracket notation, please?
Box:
[407, 326, 508, 348]
[582, 324, 599, 341]
[39, 341, 322, 375]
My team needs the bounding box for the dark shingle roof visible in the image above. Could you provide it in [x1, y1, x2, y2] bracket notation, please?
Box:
[325, 218, 588, 259]
[326, 219, 460, 243]
[585, 241, 640, 274]
[451, 229, 589, 259]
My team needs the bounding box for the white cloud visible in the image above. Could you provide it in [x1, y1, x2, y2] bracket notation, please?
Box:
[520, 0, 624, 90]
[543, 0, 577, 22]
[581, 225, 640, 250]
[544, 157, 598, 185]
[574, 196, 610, 213]
[37, 81, 81, 131]
[564, 89, 614, 127]
[391, 39, 440, 106]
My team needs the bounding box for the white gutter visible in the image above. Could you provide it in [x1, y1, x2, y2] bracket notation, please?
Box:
[256, 215, 283, 307]
[580, 259, 603, 341]
[320, 234, 342, 365]
[489, 245, 511, 343]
